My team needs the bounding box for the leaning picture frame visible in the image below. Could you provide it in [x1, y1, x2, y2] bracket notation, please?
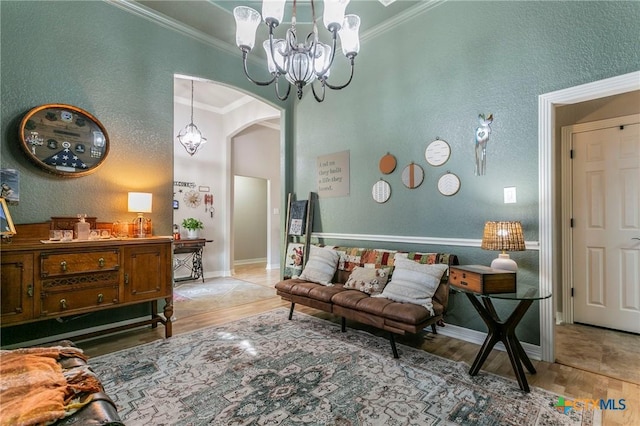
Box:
[0, 197, 16, 236]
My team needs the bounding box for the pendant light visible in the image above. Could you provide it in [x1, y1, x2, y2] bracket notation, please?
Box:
[177, 80, 207, 155]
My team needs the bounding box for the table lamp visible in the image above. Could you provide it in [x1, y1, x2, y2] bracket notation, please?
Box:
[128, 192, 152, 238]
[481, 221, 525, 271]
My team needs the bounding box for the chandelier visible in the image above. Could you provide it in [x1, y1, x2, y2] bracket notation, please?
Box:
[233, 0, 360, 102]
[177, 80, 207, 155]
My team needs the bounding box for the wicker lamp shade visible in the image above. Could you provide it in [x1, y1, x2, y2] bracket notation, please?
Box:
[481, 221, 525, 252]
[481, 221, 525, 271]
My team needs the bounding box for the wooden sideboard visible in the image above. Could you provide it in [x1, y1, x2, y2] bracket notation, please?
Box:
[1, 235, 173, 341]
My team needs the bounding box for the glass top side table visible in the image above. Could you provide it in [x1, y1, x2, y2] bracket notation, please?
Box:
[452, 282, 552, 392]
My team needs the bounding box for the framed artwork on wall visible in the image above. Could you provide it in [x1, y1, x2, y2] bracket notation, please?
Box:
[0, 197, 16, 236]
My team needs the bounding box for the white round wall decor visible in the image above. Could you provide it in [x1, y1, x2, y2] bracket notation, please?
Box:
[437, 172, 461, 196]
[372, 179, 391, 203]
[425, 138, 451, 167]
[401, 163, 424, 189]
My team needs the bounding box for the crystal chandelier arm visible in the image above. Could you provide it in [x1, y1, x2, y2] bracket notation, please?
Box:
[312, 31, 338, 78]
[274, 76, 292, 101]
[241, 50, 278, 86]
[311, 80, 326, 102]
[321, 54, 356, 90]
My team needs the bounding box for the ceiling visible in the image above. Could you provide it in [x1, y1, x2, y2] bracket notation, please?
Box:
[124, 0, 436, 112]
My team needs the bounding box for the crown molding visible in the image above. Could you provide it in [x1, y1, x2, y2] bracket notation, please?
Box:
[105, 0, 241, 59]
[361, 0, 447, 43]
[107, 0, 446, 60]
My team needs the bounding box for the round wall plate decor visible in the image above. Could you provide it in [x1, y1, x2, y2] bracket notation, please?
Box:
[425, 138, 451, 167]
[372, 179, 391, 203]
[401, 163, 424, 189]
[184, 190, 202, 208]
[437, 172, 461, 196]
[379, 153, 397, 174]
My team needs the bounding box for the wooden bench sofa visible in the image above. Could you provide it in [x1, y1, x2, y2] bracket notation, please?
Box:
[275, 245, 458, 358]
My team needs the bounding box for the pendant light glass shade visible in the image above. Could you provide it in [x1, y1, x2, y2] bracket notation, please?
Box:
[177, 80, 207, 156]
[262, 0, 286, 24]
[339, 15, 361, 56]
[234, 6, 261, 51]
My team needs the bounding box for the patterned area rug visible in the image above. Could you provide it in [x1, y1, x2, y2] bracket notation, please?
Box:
[92, 309, 600, 425]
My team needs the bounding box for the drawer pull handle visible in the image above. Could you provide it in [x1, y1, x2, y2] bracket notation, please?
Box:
[460, 281, 469, 286]
[124, 273, 129, 285]
[97, 293, 104, 303]
[60, 299, 67, 309]
[27, 284, 33, 297]
[60, 261, 67, 272]
[98, 257, 105, 267]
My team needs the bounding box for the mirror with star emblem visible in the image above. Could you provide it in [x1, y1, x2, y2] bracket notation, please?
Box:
[19, 104, 109, 177]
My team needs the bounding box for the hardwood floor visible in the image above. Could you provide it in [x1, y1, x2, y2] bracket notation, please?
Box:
[556, 322, 640, 386]
[77, 263, 638, 425]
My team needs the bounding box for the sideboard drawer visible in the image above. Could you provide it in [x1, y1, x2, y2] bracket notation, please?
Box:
[41, 249, 120, 277]
[40, 283, 119, 317]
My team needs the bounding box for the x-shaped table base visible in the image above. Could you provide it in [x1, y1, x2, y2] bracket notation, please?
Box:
[464, 293, 536, 392]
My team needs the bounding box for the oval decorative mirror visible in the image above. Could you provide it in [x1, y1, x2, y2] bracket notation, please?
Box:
[19, 104, 109, 177]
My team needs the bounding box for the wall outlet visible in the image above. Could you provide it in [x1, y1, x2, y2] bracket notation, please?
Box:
[504, 187, 517, 203]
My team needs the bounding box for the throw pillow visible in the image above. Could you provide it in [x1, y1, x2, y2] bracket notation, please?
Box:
[344, 266, 391, 296]
[373, 257, 448, 315]
[298, 245, 340, 285]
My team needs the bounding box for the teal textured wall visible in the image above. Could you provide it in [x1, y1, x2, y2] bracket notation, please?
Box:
[1, 1, 639, 346]
[293, 1, 640, 343]
[0, 1, 291, 345]
[0, 1, 290, 234]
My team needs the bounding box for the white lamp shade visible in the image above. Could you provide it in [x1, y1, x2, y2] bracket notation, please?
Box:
[128, 192, 152, 213]
[263, 39, 288, 73]
[338, 14, 360, 56]
[262, 0, 286, 25]
[323, 0, 350, 30]
[234, 6, 261, 50]
[313, 42, 333, 75]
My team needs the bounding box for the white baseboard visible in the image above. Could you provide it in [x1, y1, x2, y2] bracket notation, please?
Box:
[437, 324, 542, 361]
[234, 257, 267, 266]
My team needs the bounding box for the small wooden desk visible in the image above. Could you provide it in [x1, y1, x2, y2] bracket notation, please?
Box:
[173, 238, 211, 283]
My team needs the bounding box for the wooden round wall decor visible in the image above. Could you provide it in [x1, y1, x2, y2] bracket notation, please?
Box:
[401, 163, 424, 189]
[437, 172, 461, 196]
[379, 153, 397, 174]
[372, 179, 391, 203]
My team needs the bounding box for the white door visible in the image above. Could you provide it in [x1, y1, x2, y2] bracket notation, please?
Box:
[572, 120, 640, 333]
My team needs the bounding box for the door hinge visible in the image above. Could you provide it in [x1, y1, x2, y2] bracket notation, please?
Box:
[571, 288, 574, 297]
[570, 218, 574, 227]
[570, 149, 574, 159]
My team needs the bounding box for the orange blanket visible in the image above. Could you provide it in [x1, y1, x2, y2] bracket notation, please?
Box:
[0, 346, 101, 426]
